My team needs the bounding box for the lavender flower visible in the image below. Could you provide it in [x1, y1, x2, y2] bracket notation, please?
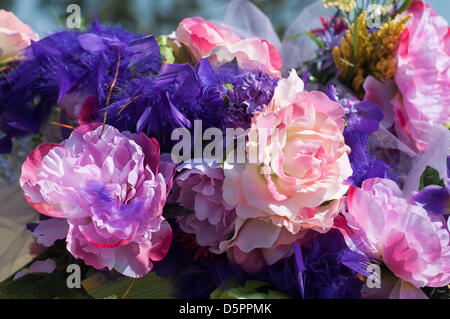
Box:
[104, 59, 277, 152]
[326, 85, 392, 187]
[217, 63, 277, 130]
[310, 15, 348, 71]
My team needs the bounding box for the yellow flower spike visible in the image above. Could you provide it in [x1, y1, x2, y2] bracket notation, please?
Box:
[332, 11, 412, 97]
[352, 68, 365, 94]
[322, 0, 357, 12]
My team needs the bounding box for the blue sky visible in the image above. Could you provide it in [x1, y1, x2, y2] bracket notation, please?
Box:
[428, 0, 450, 21]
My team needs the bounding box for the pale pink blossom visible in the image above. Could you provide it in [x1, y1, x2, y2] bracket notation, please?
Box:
[365, 1, 450, 152]
[393, 1, 450, 152]
[176, 16, 282, 78]
[221, 71, 352, 272]
[0, 10, 39, 63]
[170, 160, 237, 253]
[342, 178, 450, 288]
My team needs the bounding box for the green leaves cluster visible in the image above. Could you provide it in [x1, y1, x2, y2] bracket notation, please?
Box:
[210, 280, 290, 300]
[87, 272, 175, 299]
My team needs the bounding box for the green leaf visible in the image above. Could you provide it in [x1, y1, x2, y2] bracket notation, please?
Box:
[396, 0, 413, 16]
[210, 280, 290, 300]
[89, 272, 175, 299]
[286, 32, 303, 41]
[0, 271, 89, 299]
[267, 289, 290, 299]
[242, 280, 269, 292]
[82, 271, 121, 293]
[352, 16, 358, 61]
[168, 42, 194, 64]
[228, 288, 268, 299]
[340, 58, 355, 67]
[224, 82, 234, 90]
[419, 166, 445, 190]
[306, 32, 325, 48]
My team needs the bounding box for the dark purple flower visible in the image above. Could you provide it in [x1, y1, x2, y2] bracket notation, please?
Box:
[413, 156, 450, 216]
[217, 63, 277, 130]
[295, 229, 363, 299]
[0, 16, 160, 152]
[103, 61, 224, 152]
[326, 85, 392, 187]
[104, 59, 277, 152]
[414, 186, 450, 216]
[252, 229, 363, 299]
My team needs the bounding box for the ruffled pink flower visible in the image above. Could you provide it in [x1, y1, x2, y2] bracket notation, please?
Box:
[20, 124, 176, 278]
[169, 160, 236, 253]
[176, 17, 282, 78]
[365, 1, 450, 153]
[343, 178, 450, 288]
[221, 71, 352, 272]
[0, 10, 39, 63]
[394, 1, 450, 152]
[175, 17, 240, 61]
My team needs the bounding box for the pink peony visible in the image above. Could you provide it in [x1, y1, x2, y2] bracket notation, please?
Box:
[343, 178, 450, 288]
[394, 0, 450, 152]
[0, 10, 39, 63]
[220, 71, 352, 272]
[175, 17, 282, 78]
[365, 1, 450, 153]
[20, 123, 176, 278]
[169, 160, 236, 253]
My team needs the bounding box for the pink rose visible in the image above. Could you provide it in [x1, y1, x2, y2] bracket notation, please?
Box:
[365, 1, 450, 153]
[176, 17, 282, 78]
[343, 178, 450, 288]
[169, 160, 237, 253]
[208, 38, 282, 78]
[220, 71, 352, 272]
[20, 124, 176, 278]
[0, 10, 39, 63]
[175, 17, 240, 61]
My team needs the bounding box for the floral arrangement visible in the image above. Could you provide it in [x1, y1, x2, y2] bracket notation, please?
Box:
[0, 0, 449, 299]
